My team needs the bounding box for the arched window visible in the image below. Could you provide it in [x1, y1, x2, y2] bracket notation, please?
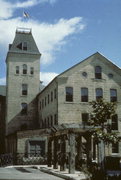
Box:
[95, 66, 102, 79]
[23, 64, 27, 74]
[21, 103, 27, 115]
[96, 88, 103, 101]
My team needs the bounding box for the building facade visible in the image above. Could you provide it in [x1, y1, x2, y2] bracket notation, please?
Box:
[0, 28, 121, 166]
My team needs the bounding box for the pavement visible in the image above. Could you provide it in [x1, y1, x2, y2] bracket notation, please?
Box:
[0, 165, 88, 180]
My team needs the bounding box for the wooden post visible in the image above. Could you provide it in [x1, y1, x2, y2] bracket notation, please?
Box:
[86, 135, 92, 166]
[69, 132, 75, 174]
[53, 137, 58, 169]
[60, 135, 66, 171]
[47, 138, 52, 167]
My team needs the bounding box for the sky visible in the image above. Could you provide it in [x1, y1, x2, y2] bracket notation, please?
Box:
[0, 0, 121, 85]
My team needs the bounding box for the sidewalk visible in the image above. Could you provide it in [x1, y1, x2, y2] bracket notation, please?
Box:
[37, 165, 88, 180]
[6, 165, 89, 180]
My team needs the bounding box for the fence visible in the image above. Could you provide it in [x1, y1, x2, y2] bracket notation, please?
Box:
[0, 153, 47, 167]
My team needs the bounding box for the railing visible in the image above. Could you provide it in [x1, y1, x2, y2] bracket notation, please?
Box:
[0, 153, 47, 167]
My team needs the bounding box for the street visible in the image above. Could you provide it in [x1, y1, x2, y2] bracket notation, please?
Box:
[0, 167, 64, 180]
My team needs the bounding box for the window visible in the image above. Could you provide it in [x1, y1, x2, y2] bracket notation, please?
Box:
[23, 64, 27, 74]
[16, 42, 27, 51]
[54, 88, 56, 99]
[47, 117, 49, 127]
[45, 97, 46, 106]
[48, 94, 50, 104]
[29, 141, 45, 156]
[16, 66, 19, 74]
[112, 114, 118, 130]
[30, 67, 34, 75]
[40, 101, 41, 110]
[22, 84, 28, 95]
[81, 88, 88, 102]
[23, 42, 27, 50]
[66, 87, 73, 102]
[51, 91, 53, 102]
[51, 115, 53, 127]
[82, 113, 89, 126]
[112, 142, 119, 153]
[110, 89, 117, 102]
[54, 114, 58, 125]
[95, 66, 102, 79]
[21, 103, 27, 115]
[96, 88, 103, 101]
[42, 99, 44, 109]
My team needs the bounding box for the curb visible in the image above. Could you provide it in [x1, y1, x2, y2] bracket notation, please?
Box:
[40, 167, 77, 180]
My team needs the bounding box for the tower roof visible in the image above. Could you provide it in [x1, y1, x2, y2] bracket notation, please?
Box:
[8, 27, 41, 55]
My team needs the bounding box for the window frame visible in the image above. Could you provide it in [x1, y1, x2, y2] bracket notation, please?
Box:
[110, 89, 117, 102]
[65, 87, 73, 102]
[95, 66, 102, 79]
[96, 88, 103, 101]
[81, 87, 88, 102]
[22, 84, 28, 95]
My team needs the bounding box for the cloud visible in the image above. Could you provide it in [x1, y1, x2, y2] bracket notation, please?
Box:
[0, 17, 85, 65]
[40, 72, 58, 85]
[0, 77, 6, 85]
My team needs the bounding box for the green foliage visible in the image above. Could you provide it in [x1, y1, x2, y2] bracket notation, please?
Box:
[89, 99, 119, 143]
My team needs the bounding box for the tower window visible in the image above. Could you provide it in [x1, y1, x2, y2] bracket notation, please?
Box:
[30, 67, 34, 75]
[81, 88, 88, 102]
[21, 103, 27, 115]
[22, 84, 28, 95]
[23, 42, 27, 50]
[16, 66, 19, 74]
[96, 88, 103, 101]
[110, 89, 117, 102]
[66, 87, 73, 102]
[95, 66, 102, 79]
[23, 64, 27, 74]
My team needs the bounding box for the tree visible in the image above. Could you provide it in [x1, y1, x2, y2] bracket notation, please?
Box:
[89, 99, 119, 169]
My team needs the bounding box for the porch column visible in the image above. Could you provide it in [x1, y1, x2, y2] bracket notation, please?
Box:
[69, 132, 75, 174]
[47, 138, 52, 167]
[60, 135, 67, 171]
[76, 135, 83, 167]
[53, 136, 58, 169]
[86, 135, 92, 166]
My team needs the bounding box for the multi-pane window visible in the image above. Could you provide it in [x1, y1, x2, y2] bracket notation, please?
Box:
[112, 142, 119, 153]
[22, 84, 28, 95]
[21, 103, 27, 115]
[51, 91, 53, 102]
[30, 67, 34, 75]
[82, 113, 89, 126]
[95, 66, 102, 79]
[110, 89, 117, 102]
[96, 88, 103, 101]
[29, 141, 45, 156]
[23, 42, 27, 51]
[16, 66, 19, 74]
[66, 87, 73, 102]
[112, 114, 118, 130]
[81, 88, 88, 102]
[23, 64, 27, 74]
